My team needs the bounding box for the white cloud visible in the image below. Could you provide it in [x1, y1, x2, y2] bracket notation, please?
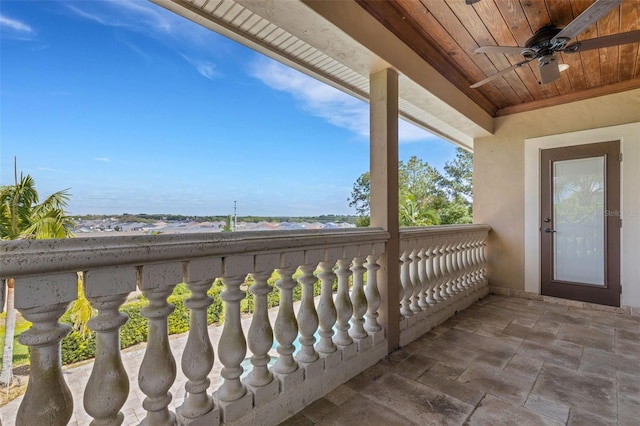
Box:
[250, 57, 437, 143]
[0, 15, 33, 33]
[250, 58, 369, 137]
[181, 54, 218, 80]
[0, 15, 35, 40]
[93, 157, 110, 163]
[65, 1, 220, 80]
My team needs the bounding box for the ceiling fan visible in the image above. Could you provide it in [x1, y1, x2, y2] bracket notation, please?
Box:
[470, 0, 640, 88]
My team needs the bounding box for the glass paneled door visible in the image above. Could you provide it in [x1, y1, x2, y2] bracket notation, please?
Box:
[540, 141, 621, 307]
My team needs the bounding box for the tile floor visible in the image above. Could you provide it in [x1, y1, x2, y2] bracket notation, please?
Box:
[282, 295, 640, 425]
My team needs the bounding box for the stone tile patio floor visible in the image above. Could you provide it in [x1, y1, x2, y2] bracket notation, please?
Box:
[283, 295, 640, 426]
[1, 294, 638, 425]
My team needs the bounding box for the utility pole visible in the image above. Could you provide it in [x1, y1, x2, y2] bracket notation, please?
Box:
[233, 201, 237, 232]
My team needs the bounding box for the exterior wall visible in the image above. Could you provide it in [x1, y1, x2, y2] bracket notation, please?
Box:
[474, 88, 640, 307]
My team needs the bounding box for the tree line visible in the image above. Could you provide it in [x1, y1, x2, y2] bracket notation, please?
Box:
[348, 147, 473, 227]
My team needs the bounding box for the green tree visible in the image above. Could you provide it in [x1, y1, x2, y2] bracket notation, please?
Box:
[348, 148, 473, 226]
[0, 166, 75, 385]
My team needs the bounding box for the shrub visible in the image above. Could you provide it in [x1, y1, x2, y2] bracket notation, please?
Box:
[60, 281, 225, 365]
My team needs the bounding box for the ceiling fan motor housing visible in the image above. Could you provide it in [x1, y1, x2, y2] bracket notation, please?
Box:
[524, 26, 563, 57]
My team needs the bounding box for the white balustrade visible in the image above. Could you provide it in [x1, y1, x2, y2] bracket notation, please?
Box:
[398, 225, 491, 346]
[0, 225, 492, 425]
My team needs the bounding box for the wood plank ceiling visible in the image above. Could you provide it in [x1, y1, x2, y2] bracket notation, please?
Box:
[357, 0, 640, 116]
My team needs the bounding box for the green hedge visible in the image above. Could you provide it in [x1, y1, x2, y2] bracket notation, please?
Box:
[60, 281, 224, 365]
[59, 269, 340, 366]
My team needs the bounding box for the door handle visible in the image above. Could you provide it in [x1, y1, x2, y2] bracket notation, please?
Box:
[544, 228, 556, 233]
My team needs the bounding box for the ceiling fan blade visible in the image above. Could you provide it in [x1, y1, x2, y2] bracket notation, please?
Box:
[552, 0, 622, 44]
[539, 59, 560, 84]
[470, 59, 532, 88]
[475, 45, 534, 56]
[564, 30, 640, 53]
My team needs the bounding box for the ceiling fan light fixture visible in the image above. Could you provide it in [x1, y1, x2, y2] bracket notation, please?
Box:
[559, 63, 570, 72]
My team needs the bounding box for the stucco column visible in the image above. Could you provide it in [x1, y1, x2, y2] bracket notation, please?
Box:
[369, 68, 400, 352]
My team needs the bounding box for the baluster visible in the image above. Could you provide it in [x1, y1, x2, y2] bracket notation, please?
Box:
[81, 268, 134, 426]
[296, 264, 319, 363]
[178, 276, 217, 423]
[423, 246, 436, 306]
[431, 245, 443, 303]
[445, 243, 456, 297]
[400, 250, 413, 317]
[417, 247, 429, 309]
[364, 254, 381, 332]
[409, 248, 422, 313]
[452, 242, 463, 293]
[349, 257, 368, 339]
[15, 273, 77, 426]
[217, 274, 248, 402]
[138, 272, 178, 426]
[473, 238, 482, 286]
[272, 267, 299, 374]
[316, 261, 337, 354]
[334, 259, 353, 346]
[245, 270, 275, 387]
[480, 237, 488, 284]
[438, 245, 449, 300]
[460, 242, 470, 291]
[84, 294, 130, 425]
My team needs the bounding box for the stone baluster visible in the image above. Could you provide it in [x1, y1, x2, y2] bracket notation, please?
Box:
[480, 237, 488, 284]
[445, 242, 456, 297]
[15, 273, 77, 426]
[473, 237, 482, 286]
[178, 258, 220, 424]
[364, 254, 381, 332]
[316, 261, 337, 354]
[417, 247, 429, 309]
[452, 242, 464, 293]
[246, 270, 275, 386]
[349, 257, 368, 339]
[438, 244, 449, 300]
[84, 268, 136, 426]
[409, 248, 422, 313]
[334, 258, 353, 346]
[430, 244, 443, 303]
[296, 264, 319, 363]
[217, 274, 248, 402]
[423, 246, 436, 306]
[399, 250, 413, 317]
[459, 241, 471, 290]
[138, 263, 180, 426]
[272, 267, 299, 374]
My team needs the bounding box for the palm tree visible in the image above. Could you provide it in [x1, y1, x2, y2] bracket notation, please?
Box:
[0, 164, 74, 385]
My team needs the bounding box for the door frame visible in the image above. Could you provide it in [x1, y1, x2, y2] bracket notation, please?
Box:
[539, 141, 621, 306]
[523, 124, 637, 307]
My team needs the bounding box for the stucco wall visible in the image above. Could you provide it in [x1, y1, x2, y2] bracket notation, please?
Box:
[474, 89, 640, 305]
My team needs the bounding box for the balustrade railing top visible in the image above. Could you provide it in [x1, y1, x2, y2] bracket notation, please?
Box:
[0, 228, 389, 279]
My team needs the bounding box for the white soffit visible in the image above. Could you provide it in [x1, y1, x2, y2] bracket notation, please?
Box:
[153, 0, 492, 148]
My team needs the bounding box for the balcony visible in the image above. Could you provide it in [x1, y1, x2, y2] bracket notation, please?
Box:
[0, 225, 490, 425]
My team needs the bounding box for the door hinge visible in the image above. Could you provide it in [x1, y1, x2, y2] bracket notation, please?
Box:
[619, 152, 623, 162]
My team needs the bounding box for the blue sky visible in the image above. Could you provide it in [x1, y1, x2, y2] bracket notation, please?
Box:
[1, 0, 457, 217]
